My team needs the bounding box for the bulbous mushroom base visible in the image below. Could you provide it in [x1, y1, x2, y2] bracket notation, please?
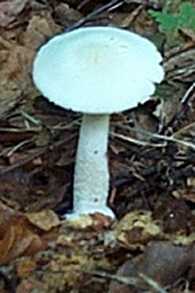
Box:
[65, 206, 115, 221]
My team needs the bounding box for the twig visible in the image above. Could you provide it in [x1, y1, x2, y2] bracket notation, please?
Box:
[65, 0, 124, 32]
[6, 139, 34, 157]
[20, 110, 41, 126]
[66, 0, 162, 32]
[173, 121, 195, 137]
[52, 118, 80, 130]
[0, 147, 46, 176]
[0, 133, 76, 176]
[0, 127, 39, 132]
[161, 82, 195, 132]
[77, 0, 92, 10]
[144, 131, 195, 150]
[139, 272, 167, 293]
[84, 270, 140, 287]
[107, 0, 124, 12]
[84, 270, 167, 293]
[112, 125, 195, 150]
[111, 131, 166, 147]
[120, 4, 143, 28]
[181, 82, 195, 104]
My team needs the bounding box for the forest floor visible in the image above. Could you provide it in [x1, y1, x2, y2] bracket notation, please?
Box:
[0, 0, 195, 292]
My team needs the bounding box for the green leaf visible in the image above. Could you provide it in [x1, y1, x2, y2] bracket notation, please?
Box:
[150, 2, 195, 34]
[178, 2, 195, 27]
[149, 10, 178, 32]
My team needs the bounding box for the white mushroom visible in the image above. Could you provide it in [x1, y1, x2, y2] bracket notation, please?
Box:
[32, 26, 164, 219]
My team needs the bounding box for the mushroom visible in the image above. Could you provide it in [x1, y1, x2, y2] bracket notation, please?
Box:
[32, 26, 164, 219]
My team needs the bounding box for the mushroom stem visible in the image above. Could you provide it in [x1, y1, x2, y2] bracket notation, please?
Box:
[73, 114, 114, 218]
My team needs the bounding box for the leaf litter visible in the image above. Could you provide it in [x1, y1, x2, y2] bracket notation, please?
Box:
[0, 0, 195, 292]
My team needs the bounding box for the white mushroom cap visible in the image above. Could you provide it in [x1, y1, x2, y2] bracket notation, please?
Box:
[33, 26, 164, 114]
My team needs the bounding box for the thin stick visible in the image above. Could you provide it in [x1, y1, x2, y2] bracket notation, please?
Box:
[161, 82, 195, 132]
[181, 82, 195, 104]
[84, 270, 139, 287]
[7, 139, 34, 157]
[139, 272, 167, 293]
[111, 131, 166, 147]
[65, 0, 124, 32]
[112, 125, 195, 150]
[84, 270, 168, 293]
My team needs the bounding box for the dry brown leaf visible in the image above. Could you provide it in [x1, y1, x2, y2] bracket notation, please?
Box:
[173, 188, 195, 203]
[0, 13, 61, 117]
[53, 3, 82, 27]
[21, 14, 61, 50]
[16, 278, 46, 293]
[0, 0, 29, 27]
[115, 211, 161, 249]
[16, 258, 37, 278]
[0, 44, 34, 116]
[170, 233, 195, 245]
[0, 201, 20, 230]
[26, 209, 60, 231]
[0, 217, 45, 264]
[180, 28, 195, 43]
[109, 241, 195, 293]
[0, 225, 16, 263]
